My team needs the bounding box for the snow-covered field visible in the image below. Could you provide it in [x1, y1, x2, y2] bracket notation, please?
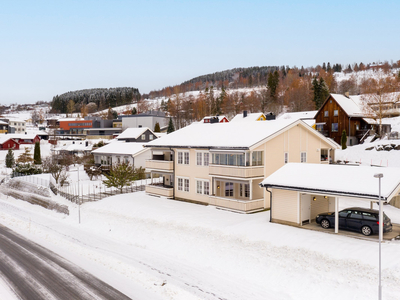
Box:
[1, 184, 400, 299]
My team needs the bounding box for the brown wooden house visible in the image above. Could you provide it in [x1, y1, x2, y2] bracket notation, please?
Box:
[314, 94, 390, 146]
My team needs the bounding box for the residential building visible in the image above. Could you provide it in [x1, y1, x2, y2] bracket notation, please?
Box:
[92, 142, 150, 171]
[8, 119, 26, 133]
[201, 115, 229, 123]
[116, 127, 158, 143]
[0, 120, 8, 133]
[0, 136, 19, 150]
[144, 119, 339, 213]
[314, 93, 391, 146]
[119, 111, 169, 131]
[0, 133, 40, 145]
[230, 111, 269, 122]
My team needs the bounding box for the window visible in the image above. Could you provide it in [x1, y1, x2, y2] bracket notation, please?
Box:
[197, 152, 210, 166]
[149, 135, 153, 140]
[301, 152, 306, 163]
[251, 151, 263, 166]
[178, 178, 183, 191]
[316, 124, 324, 132]
[212, 153, 247, 166]
[196, 152, 202, 166]
[184, 152, 189, 164]
[324, 111, 328, 117]
[332, 123, 338, 132]
[284, 152, 288, 164]
[184, 179, 189, 192]
[196, 180, 203, 194]
[196, 180, 210, 195]
[240, 183, 250, 198]
[124, 156, 129, 164]
[225, 182, 234, 197]
[334, 110, 338, 116]
[117, 156, 121, 164]
[178, 152, 183, 164]
[204, 153, 209, 166]
[320, 149, 328, 161]
[141, 134, 146, 140]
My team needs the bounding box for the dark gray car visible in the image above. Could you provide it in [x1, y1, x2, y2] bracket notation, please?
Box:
[316, 207, 392, 236]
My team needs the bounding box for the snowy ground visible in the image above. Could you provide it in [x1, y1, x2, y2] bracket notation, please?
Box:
[1, 187, 400, 299]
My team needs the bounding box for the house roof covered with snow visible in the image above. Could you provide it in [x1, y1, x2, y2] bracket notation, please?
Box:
[329, 94, 366, 117]
[260, 163, 400, 201]
[278, 111, 318, 120]
[146, 119, 339, 150]
[230, 112, 266, 122]
[0, 133, 38, 140]
[116, 127, 153, 140]
[0, 136, 18, 144]
[92, 141, 148, 156]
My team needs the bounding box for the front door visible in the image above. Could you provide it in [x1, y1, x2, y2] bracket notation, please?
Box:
[301, 194, 311, 224]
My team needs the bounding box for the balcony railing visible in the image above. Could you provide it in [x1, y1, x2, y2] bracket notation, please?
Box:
[146, 184, 173, 198]
[209, 196, 264, 213]
[146, 160, 174, 171]
[209, 164, 264, 178]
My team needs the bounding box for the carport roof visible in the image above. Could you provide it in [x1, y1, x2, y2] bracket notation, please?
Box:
[260, 163, 400, 201]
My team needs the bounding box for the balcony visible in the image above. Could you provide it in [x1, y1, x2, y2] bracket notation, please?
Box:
[145, 184, 173, 198]
[209, 196, 264, 213]
[146, 160, 174, 172]
[209, 164, 264, 178]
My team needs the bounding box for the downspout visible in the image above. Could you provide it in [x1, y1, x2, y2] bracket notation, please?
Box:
[170, 147, 175, 199]
[348, 116, 352, 145]
[266, 187, 272, 223]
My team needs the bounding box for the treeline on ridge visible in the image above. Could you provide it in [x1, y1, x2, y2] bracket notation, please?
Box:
[51, 87, 140, 114]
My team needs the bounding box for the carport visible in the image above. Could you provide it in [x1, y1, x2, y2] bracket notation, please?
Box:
[260, 163, 400, 234]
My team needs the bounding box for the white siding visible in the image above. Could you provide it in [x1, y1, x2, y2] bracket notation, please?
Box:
[311, 196, 330, 219]
[271, 189, 299, 224]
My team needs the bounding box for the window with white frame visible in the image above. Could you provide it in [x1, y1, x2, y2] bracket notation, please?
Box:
[196, 180, 210, 195]
[239, 183, 250, 198]
[251, 151, 263, 166]
[196, 152, 202, 166]
[141, 134, 146, 140]
[184, 178, 189, 192]
[184, 152, 189, 165]
[178, 152, 183, 164]
[149, 135, 153, 140]
[178, 178, 183, 191]
[301, 152, 307, 163]
[204, 153, 209, 166]
[284, 152, 288, 164]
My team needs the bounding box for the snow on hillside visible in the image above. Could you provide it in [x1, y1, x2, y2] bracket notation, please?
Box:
[334, 68, 400, 84]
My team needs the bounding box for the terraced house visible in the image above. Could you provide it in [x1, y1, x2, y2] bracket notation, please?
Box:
[144, 118, 340, 213]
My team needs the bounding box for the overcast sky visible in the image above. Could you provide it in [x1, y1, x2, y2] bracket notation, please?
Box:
[1, 0, 399, 104]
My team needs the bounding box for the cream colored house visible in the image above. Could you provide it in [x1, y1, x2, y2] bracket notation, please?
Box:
[145, 119, 340, 213]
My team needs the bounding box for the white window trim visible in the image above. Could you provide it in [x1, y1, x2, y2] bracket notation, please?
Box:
[177, 176, 190, 192]
[301, 152, 307, 163]
[195, 178, 210, 195]
[178, 151, 190, 165]
[195, 151, 210, 166]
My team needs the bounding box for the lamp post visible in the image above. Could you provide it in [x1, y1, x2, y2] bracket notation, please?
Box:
[374, 173, 383, 300]
[78, 165, 81, 224]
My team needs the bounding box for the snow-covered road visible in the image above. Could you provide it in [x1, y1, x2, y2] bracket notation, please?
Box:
[0, 191, 400, 300]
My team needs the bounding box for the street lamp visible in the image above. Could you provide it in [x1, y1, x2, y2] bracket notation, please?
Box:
[374, 173, 383, 300]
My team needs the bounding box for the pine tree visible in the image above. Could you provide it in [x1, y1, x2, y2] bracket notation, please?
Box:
[341, 130, 347, 150]
[131, 107, 137, 115]
[154, 122, 161, 133]
[327, 62, 332, 72]
[322, 62, 326, 71]
[167, 117, 175, 134]
[267, 71, 279, 99]
[103, 162, 139, 193]
[5, 149, 15, 168]
[34, 142, 41, 164]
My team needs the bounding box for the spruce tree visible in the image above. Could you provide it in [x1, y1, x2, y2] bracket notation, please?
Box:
[341, 130, 347, 150]
[34, 142, 41, 164]
[154, 122, 161, 133]
[167, 118, 175, 134]
[5, 149, 15, 168]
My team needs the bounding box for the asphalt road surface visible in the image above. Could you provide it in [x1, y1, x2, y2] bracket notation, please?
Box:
[0, 224, 132, 300]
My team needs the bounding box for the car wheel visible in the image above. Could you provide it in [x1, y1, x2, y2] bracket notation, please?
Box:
[361, 225, 372, 236]
[320, 219, 330, 229]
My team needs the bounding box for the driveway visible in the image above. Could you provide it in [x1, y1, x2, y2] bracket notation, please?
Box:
[302, 222, 400, 241]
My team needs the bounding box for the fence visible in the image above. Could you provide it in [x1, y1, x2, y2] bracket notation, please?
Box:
[55, 179, 147, 204]
[11, 173, 55, 189]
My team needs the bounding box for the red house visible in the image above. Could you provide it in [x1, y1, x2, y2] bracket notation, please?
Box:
[5, 133, 40, 145]
[0, 137, 20, 150]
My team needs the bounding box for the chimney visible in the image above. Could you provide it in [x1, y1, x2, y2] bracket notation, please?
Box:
[345, 92, 350, 98]
[243, 111, 248, 118]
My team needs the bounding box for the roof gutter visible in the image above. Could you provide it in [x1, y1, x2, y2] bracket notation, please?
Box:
[259, 183, 386, 202]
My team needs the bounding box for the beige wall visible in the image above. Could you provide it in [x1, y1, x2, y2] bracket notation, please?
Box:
[174, 149, 210, 204]
[271, 188, 299, 224]
[311, 196, 330, 219]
